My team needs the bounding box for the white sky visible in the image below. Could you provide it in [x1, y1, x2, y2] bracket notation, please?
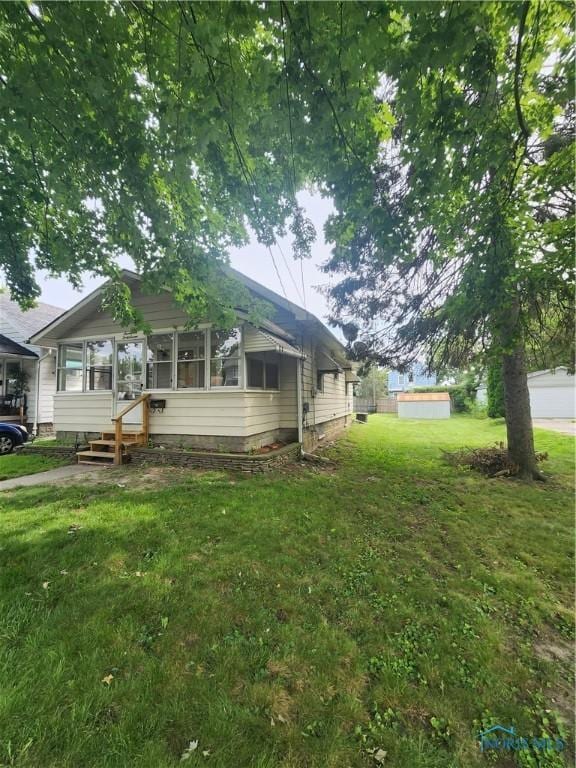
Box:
[34, 191, 338, 325]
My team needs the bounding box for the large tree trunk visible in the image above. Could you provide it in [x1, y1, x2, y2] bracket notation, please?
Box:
[501, 341, 543, 480]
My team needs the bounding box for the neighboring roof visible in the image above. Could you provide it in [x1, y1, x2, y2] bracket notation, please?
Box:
[397, 392, 450, 402]
[30, 268, 348, 362]
[0, 293, 62, 351]
[0, 334, 37, 358]
[527, 366, 573, 379]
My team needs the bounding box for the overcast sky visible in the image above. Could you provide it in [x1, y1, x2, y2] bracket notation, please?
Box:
[35, 190, 339, 326]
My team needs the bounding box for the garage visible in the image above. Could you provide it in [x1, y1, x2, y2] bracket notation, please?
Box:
[397, 391, 451, 419]
[528, 368, 575, 418]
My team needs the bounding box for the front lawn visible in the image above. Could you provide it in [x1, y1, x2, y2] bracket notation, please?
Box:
[0, 452, 69, 481]
[0, 416, 573, 767]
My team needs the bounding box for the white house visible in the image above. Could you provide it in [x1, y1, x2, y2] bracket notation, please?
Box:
[30, 268, 356, 462]
[0, 294, 62, 434]
[476, 367, 575, 419]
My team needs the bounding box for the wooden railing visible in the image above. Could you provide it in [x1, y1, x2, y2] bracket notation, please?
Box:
[112, 393, 150, 465]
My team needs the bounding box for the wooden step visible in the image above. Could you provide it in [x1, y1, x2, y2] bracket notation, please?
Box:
[90, 440, 119, 448]
[77, 450, 117, 463]
[101, 431, 144, 443]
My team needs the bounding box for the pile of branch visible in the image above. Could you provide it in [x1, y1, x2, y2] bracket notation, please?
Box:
[443, 442, 548, 478]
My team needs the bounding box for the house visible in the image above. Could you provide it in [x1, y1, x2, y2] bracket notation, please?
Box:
[388, 363, 436, 396]
[476, 367, 575, 419]
[29, 268, 357, 461]
[0, 293, 62, 434]
[397, 391, 450, 419]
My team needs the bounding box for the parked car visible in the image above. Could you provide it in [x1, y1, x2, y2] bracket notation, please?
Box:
[0, 423, 28, 454]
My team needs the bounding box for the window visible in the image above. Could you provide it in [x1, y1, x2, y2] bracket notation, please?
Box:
[147, 333, 173, 389]
[265, 361, 279, 390]
[316, 370, 324, 393]
[210, 328, 241, 387]
[246, 353, 280, 389]
[86, 339, 113, 390]
[247, 356, 264, 388]
[177, 331, 205, 388]
[4, 361, 21, 395]
[57, 343, 83, 391]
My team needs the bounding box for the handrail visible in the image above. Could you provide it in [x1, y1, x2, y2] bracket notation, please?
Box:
[112, 392, 150, 421]
[112, 392, 150, 465]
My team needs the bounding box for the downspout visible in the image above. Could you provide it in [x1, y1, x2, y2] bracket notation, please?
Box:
[296, 356, 303, 446]
[33, 349, 53, 437]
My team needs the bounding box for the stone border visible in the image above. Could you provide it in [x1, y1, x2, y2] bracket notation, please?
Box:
[20, 444, 80, 460]
[129, 442, 301, 473]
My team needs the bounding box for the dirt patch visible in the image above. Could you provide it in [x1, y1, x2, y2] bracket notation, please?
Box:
[534, 635, 575, 727]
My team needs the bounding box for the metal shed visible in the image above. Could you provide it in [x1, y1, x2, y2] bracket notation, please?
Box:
[397, 392, 451, 419]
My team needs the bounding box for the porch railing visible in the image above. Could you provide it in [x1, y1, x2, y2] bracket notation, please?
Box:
[111, 392, 150, 465]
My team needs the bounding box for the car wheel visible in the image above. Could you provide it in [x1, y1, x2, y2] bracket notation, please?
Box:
[0, 435, 14, 455]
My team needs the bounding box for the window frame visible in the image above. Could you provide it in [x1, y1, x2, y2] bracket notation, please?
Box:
[316, 369, 325, 393]
[209, 326, 242, 389]
[176, 329, 207, 391]
[85, 338, 114, 392]
[54, 326, 247, 394]
[246, 352, 280, 391]
[146, 332, 175, 391]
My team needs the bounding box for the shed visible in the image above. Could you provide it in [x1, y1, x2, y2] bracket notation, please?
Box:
[397, 392, 451, 420]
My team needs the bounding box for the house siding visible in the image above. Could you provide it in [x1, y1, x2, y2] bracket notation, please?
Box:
[47, 280, 352, 448]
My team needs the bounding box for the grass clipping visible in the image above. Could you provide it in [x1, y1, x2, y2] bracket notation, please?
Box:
[443, 442, 548, 478]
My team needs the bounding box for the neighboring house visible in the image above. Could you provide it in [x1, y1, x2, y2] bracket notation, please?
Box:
[0, 294, 62, 434]
[30, 268, 357, 455]
[388, 363, 436, 395]
[476, 367, 575, 418]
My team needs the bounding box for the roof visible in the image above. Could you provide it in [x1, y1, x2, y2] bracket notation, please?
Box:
[527, 366, 573, 379]
[0, 293, 63, 353]
[397, 392, 450, 402]
[0, 334, 37, 358]
[30, 268, 348, 362]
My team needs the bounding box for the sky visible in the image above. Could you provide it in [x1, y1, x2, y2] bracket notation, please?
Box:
[35, 191, 339, 326]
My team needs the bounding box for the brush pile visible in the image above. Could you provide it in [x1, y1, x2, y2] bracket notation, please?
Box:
[443, 442, 548, 478]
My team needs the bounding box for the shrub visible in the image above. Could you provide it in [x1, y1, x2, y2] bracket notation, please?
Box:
[487, 362, 505, 418]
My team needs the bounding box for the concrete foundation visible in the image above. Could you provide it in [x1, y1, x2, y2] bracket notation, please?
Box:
[302, 415, 349, 451]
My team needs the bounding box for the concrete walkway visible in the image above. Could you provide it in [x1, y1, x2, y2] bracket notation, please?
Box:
[0, 463, 107, 491]
[533, 419, 576, 437]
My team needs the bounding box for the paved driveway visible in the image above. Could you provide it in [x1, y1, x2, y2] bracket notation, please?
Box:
[533, 419, 576, 437]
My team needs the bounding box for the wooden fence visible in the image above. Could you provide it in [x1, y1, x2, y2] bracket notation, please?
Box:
[354, 397, 397, 414]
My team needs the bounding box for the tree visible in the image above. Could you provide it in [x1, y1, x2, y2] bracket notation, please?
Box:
[324, 2, 574, 479]
[355, 367, 389, 402]
[0, 2, 572, 478]
[487, 362, 506, 419]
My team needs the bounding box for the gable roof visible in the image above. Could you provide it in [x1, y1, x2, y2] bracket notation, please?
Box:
[29, 267, 348, 360]
[0, 293, 63, 353]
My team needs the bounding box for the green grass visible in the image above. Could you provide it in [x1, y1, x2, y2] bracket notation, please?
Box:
[0, 453, 69, 481]
[0, 416, 573, 768]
